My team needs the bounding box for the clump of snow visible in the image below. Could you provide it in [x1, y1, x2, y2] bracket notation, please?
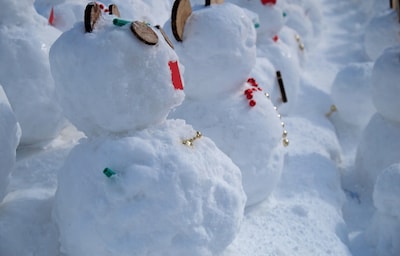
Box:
[0, 0, 66, 146]
[364, 10, 400, 61]
[54, 120, 246, 256]
[167, 2, 285, 206]
[0, 85, 20, 201]
[50, 21, 184, 136]
[331, 62, 375, 127]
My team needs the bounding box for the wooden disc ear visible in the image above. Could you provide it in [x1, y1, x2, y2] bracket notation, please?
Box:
[171, 0, 192, 42]
[205, 0, 224, 6]
[155, 25, 175, 49]
[84, 2, 101, 33]
[108, 4, 121, 17]
[131, 21, 159, 45]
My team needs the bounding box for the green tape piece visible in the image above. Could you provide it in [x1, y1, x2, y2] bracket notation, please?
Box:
[254, 23, 260, 29]
[283, 12, 287, 17]
[103, 167, 116, 178]
[113, 18, 131, 27]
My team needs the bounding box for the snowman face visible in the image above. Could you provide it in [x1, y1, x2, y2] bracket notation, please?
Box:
[50, 20, 185, 136]
[170, 1, 257, 99]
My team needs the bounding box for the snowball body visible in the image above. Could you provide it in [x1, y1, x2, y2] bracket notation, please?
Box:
[53, 120, 246, 256]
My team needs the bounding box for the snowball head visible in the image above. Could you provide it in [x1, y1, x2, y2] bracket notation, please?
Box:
[331, 62, 375, 127]
[364, 10, 400, 61]
[168, 3, 257, 100]
[0, 85, 20, 201]
[53, 119, 246, 256]
[355, 113, 400, 194]
[371, 45, 400, 122]
[0, 8, 66, 146]
[373, 163, 400, 218]
[228, 0, 284, 42]
[50, 21, 185, 136]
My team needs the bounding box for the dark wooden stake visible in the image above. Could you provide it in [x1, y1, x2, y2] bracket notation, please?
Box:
[276, 71, 288, 103]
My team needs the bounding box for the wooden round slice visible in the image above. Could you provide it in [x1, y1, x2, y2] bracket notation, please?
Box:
[155, 25, 174, 49]
[205, 0, 224, 6]
[84, 2, 101, 33]
[108, 4, 121, 17]
[171, 0, 192, 42]
[130, 21, 159, 45]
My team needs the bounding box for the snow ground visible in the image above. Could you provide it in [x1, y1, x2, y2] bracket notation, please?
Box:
[0, 0, 399, 255]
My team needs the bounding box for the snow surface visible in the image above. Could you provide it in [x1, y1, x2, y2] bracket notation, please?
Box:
[0, 0, 400, 255]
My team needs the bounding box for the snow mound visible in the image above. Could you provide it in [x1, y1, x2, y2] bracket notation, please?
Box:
[53, 120, 246, 256]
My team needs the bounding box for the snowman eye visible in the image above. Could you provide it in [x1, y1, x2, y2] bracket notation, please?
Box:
[155, 25, 175, 49]
[130, 21, 159, 45]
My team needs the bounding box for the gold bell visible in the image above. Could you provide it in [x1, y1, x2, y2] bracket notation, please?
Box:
[325, 104, 337, 117]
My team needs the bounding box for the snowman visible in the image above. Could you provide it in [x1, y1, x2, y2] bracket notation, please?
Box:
[226, 0, 300, 115]
[50, 3, 246, 255]
[0, 85, 20, 202]
[166, 0, 287, 207]
[355, 45, 400, 196]
[0, 0, 66, 147]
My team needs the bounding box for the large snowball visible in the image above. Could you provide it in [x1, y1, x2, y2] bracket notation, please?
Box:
[331, 62, 375, 127]
[171, 82, 285, 206]
[0, 0, 66, 146]
[50, 21, 184, 136]
[355, 113, 400, 193]
[228, 0, 285, 43]
[53, 119, 246, 256]
[165, 3, 257, 100]
[373, 163, 400, 218]
[0, 85, 20, 201]
[364, 10, 400, 61]
[371, 45, 400, 123]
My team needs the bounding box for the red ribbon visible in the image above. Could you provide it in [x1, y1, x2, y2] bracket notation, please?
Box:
[168, 61, 184, 90]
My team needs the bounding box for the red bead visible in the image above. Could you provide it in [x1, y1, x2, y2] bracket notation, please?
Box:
[258, 87, 262, 91]
[244, 89, 252, 95]
[252, 88, 257, 91]
[99, 4, 104, 9]
[104, 9, 109, 13]
[247, 77, 258, 87]
[249, 100, 256, 107]
[247, 94, 253, 99]
[261, 0, 277, 5]
[273, 35, 279, 42]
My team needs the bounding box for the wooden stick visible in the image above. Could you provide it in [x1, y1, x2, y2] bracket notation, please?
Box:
[276, 71, 288, 103]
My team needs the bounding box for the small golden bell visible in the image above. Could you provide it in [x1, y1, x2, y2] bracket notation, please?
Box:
[325, 104, 337, 117]
[282, 138, 289, 147]
[282, 130, 288, 138]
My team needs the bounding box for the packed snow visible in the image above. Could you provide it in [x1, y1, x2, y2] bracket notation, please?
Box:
[0, 0, 399, 256]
